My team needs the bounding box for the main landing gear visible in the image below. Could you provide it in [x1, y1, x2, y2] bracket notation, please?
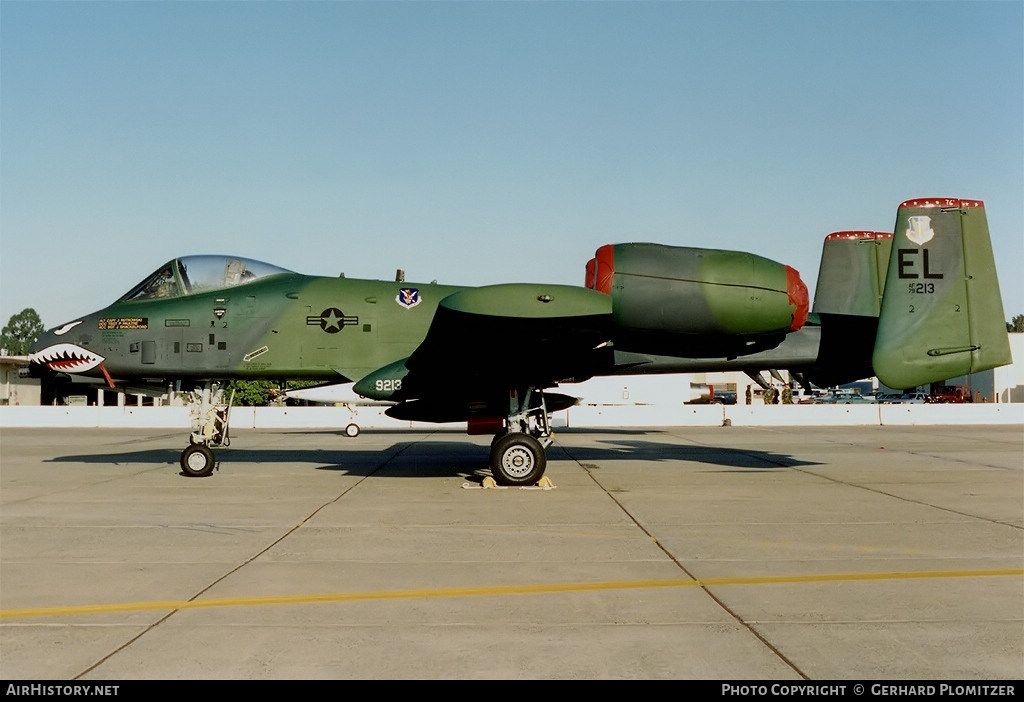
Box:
[180, 384, 233, 478]
[488, 387, 552, 486]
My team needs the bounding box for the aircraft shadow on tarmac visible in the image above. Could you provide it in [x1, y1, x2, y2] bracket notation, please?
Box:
[561, 439, 821, 472]
[44, 433, 821, 479]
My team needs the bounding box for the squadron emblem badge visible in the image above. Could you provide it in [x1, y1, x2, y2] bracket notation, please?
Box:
[396, 288, 421, 309]
[905, 216, 936, 246]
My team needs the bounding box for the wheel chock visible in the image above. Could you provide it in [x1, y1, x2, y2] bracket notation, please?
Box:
[460, 476, 555, 490]
[461, 476, 505, 490]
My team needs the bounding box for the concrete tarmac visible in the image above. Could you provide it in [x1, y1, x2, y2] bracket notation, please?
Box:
[1, 424, 1021, 680]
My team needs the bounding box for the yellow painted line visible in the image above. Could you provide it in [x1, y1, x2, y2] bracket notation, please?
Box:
[1, 568, 1020, 620]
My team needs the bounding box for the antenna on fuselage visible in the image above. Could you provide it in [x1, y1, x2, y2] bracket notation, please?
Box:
[396, 269, 405, 282]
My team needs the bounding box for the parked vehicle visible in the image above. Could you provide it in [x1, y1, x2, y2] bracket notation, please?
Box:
[817, 391, 871, 404]
[709, 390, 737, 405]
[928, 385, 973, 403]
[835, 394, 874, 404]
[895, 392, 929, 404]
[794, 390, 825, 404]
[875, 393, 903, 403]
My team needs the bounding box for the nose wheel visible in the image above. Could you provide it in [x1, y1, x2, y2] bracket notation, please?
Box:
[180, 443, 216, 477]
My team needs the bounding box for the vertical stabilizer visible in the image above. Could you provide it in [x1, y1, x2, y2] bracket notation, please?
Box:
[812, 231, 892, 317]
[872, 198, 1011, 389]
[796, 231, 892, 387]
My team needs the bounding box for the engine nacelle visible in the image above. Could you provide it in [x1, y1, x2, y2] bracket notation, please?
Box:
[585, 243, 808, 358]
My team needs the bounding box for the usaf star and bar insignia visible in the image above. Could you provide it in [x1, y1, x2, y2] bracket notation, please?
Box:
[307, 308, 359, 334]
[306, 289, 421, 335]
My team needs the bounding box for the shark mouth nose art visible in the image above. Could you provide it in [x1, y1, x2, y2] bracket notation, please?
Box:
[29, 343, 106, 373]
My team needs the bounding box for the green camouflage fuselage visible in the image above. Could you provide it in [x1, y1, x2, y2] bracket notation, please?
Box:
[54, 274, 470, 385]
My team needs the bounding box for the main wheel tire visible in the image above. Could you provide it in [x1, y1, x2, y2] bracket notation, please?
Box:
[489, 433, 546, 486]
[180, 444, 216, 478]
[344, 423, 360, 438]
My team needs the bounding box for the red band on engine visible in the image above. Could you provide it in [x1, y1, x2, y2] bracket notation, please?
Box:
[585, 258, 596, 289]
[785, 266, 809, 332]
[594, 244, 615, 295]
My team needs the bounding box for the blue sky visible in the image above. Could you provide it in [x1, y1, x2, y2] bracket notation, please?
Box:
[2, 0, 1021, 329]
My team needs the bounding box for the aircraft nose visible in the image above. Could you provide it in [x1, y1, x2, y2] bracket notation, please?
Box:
[28, 326, 59, 361]
[27, 327, 59, 377]
[28, 318, 106, 374]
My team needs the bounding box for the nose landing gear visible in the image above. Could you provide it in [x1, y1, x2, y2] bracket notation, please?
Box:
[180, 384, 232, 478]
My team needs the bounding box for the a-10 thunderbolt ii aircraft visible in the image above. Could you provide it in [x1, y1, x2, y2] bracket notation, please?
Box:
[29, 197, 1012, 485]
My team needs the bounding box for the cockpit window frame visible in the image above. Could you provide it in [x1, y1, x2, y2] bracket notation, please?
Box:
[117, 261, 186, 303]
[116, 256, 294, 304]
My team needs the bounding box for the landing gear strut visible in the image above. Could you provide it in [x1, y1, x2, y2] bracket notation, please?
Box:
[489, 387, 552, 486]
[180, 384, 233, 477]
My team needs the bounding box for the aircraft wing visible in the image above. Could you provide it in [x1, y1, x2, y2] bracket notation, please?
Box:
[353, 241, 812, 422]
[353, 283, 614, 421]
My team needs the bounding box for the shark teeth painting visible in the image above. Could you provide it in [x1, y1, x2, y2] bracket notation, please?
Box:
[29, 343, 105, 373]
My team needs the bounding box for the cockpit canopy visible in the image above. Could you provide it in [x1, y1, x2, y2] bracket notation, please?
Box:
[117, 255, 294, 303]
